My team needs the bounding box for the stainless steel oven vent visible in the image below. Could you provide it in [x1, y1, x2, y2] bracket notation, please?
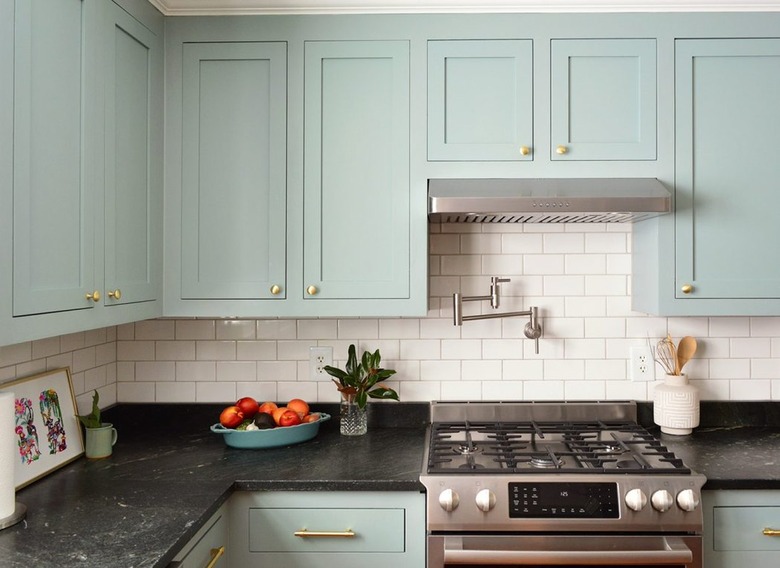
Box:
[428, 178, 671, 223]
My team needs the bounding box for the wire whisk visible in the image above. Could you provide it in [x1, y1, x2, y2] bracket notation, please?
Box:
[654, 335, 679, 375]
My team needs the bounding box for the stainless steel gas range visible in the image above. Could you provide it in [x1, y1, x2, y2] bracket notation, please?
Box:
[420, 401, 706, 567]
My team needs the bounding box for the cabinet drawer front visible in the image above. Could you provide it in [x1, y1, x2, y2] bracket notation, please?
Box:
[714, 506, 780, 551]
[249, 507, 405, 553]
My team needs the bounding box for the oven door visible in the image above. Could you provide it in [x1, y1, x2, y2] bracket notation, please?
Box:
[429, 534, 702, 567]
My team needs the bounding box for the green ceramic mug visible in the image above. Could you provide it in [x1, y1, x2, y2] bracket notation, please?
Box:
[85, 423, 118, 459]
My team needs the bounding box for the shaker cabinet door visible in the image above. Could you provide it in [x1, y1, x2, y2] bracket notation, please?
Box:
[427, 39, 533, 161]
[104, 1, 162, 307]
[180, 42, 287, 301]
[675, 39, 780, 300]
[550, 39, 657, 161]
[303, 40, 410, 301]
[12, 0, 95, 316]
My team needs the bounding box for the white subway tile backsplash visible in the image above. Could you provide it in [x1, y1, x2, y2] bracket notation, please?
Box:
[216, 320, 257, 340]
[401, 339, 441, 360]
[157, 382, 197, 403]
[731, 338, 771, 358]
[297, 319, 338, 340]
[196, 382, 236, 403]
[136, 361, 176, 382]
[135, 320, 176, 340]
[442, 339, 482, 360]
[216, 361, 257, 382]
[337, 319, 379, 339]
[420, 360, 461, 381]
[5, 225, 776, 407]
[176, 361, 216, 382]
[196, 340, 236, 361]
[236, 341, 276, 361]
[176, 319, 216, 340]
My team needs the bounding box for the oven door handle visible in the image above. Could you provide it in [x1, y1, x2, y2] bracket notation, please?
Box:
[443, 536, 693, 565]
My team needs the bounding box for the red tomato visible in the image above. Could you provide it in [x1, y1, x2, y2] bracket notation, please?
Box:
[235, 396, 259, 419]
[219, 405, 244, 429]
[278, 409, 302, 427]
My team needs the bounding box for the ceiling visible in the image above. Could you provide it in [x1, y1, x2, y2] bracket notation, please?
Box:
[147, 0, 780, 16]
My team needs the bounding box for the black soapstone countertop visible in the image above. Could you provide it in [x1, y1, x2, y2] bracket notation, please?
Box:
[1, 401, 778, 567]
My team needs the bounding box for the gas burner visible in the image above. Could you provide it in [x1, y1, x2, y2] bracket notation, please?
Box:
[615, 459, 642, 470]
[455, 444, 480, 456]
[529, 455, 564, 469]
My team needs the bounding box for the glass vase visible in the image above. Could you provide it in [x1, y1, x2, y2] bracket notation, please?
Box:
[340, 397, 368, 436]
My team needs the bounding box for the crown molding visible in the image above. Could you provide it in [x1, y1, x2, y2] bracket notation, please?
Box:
[147, 0, 780, 17]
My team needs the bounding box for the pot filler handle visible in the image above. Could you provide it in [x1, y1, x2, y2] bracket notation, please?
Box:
[453, 277, 542, 354]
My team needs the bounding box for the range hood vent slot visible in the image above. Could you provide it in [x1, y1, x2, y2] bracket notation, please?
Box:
[428, 178, 671, 224]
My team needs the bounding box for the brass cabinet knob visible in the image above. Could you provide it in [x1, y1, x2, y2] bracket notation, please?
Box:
[681, 284, 694, 294]
[519, 145, 530, 156]
[108, 289, 122, 300]
[270, 284, 281, 295]
[556, 145, 568, 155]
[306, 285, 318, 296]
[85, 290, 100, 302]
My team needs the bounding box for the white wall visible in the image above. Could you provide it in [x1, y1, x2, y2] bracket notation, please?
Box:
[3, 224, 780, 406]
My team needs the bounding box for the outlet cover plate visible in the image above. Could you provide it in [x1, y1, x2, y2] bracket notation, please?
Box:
[630, 345, 655, 382]
[309, 346, 333, 381]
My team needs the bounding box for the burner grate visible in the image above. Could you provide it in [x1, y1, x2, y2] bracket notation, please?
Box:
[427, 420, 691, 475]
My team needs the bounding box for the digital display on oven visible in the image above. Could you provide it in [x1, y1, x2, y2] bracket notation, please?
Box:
[508, 482, 619, 518]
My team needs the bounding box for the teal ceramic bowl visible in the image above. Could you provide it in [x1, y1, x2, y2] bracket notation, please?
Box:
[210, 412, 331, 449]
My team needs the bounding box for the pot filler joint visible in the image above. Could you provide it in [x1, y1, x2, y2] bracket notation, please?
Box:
[453, 276, 542, 354]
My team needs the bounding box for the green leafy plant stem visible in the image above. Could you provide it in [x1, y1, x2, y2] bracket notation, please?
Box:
[323, 344, 399, 410]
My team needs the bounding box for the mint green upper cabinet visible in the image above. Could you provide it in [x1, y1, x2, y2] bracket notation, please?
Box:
[13, 0, 95, 316]
[104, 0, 162, 307]
[303, 40, 410, 301]
[675, 39, 780, 301]
[551, 39, 656, 161]
[427, 40, 533, 161]
[180, 42, 287, 300]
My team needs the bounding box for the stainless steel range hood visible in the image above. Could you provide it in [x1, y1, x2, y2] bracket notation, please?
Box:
[428, 178, 671, 223]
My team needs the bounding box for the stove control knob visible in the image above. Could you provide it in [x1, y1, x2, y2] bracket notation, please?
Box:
[475, 489, 497, 513]
[676, 489, 700, 512]
[439, 489, 460, 512]
[651, 490, 674, 512]
[625, 488, 648, 512]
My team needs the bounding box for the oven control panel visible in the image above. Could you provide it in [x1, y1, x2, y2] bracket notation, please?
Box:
[509, 482, 619, 518]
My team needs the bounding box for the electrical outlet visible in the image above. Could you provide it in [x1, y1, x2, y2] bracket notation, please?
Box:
[630, 345, 655, 382]
[309, 346, 333, 381]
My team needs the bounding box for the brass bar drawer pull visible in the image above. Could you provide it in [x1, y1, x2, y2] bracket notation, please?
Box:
[204, 546, 225, 568]
[294, 529, 356, 538]
[763, 528, 780, 536]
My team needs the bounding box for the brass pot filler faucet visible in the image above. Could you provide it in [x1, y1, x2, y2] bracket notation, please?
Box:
[452, 276, 542, 354]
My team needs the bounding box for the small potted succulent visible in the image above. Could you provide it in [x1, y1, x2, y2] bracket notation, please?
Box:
[77, 390, 117, 459]
[323, 344, 399, 435]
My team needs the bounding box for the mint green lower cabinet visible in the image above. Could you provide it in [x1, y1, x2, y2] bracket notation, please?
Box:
[169, 503, 229, 568]
[104, 0, 163, 307]
[12, 0, 96, 317]
[228, 491, 425, 568]
[550, 39, 656, 161]
[703, 490, 780, 567]
[179, 42, 287, 301]
[427, 39, 533, 161]
[303, 41, 411, 302]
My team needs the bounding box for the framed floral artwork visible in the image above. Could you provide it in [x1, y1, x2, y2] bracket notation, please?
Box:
[0, 368, 84, 489]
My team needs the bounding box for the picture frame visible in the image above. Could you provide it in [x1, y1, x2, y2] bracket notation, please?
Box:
[0, 368, 84, 489]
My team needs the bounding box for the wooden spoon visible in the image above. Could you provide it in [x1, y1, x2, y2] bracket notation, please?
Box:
[676, 336, 698, 374]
